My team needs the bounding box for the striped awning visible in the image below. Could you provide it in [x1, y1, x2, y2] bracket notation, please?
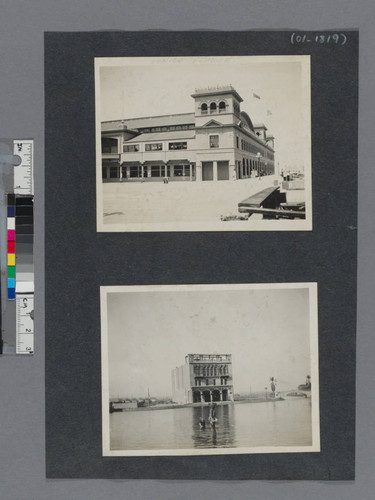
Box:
[143, 160, 166, 166]
[166, 159, 190, 165]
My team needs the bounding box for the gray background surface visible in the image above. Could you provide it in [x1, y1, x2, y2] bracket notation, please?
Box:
[0, 0, 372, 498]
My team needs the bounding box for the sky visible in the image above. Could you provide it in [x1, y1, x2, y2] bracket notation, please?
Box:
[97, 55, 310, 171]
[104, 285, 315, 399]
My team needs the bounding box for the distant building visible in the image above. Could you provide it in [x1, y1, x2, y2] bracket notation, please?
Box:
[171, 353, 234, 404]
[101, 85, 275, 182]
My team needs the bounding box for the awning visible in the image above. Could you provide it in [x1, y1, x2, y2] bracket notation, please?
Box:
[121, 161, 142, 166]
[143, 160, 166, 166]
[166, 159, 191, 165]
[102, 160, 120, 166]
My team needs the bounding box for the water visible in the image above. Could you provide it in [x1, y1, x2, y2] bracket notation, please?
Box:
[110, 399, 312, 451]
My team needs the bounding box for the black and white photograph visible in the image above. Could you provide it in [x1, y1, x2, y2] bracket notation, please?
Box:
[101, 283, 320, 456]
[95, 56, 312, 232]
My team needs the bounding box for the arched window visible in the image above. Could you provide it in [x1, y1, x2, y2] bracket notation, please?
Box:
[201, 103, 208, 114]
[210, 102, 217, 113]
[219, 101, 226, 113]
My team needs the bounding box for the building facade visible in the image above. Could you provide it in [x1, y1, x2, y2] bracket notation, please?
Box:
[101, 86, 275, 183]
[171, 353, 234, 405]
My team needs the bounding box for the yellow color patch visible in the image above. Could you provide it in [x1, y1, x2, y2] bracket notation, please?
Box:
[8, 254, 15, 266]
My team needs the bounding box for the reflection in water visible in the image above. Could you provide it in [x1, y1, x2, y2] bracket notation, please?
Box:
[192, 405, 235, 448]
[110, 399, 312, 451]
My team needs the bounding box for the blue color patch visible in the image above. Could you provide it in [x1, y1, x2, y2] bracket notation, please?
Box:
[8, 278, 15, 288]
[8, 288, 15, 300]
[7, 206, 15, 217]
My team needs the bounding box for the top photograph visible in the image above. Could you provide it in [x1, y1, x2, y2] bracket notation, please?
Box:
[95, 55, 311, 232]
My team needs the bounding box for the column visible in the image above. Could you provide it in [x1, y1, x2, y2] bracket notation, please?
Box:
[209, 391, 213, 402]
[213, 161, 218, 181]
[196, 162, 202, 181]
[220, 390, 223, 401]
[119, 164, 123, 182]
[200, 391, 204, 403]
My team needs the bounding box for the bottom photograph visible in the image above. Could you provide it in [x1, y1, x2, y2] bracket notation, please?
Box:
[100, 283, 320, 456]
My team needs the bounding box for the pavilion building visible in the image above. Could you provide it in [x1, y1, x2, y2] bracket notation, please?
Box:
[101, 85, 275, 182]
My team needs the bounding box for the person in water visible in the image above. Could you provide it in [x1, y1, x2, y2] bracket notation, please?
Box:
[199, 417, 206, 429]
[209, 402, 217, 425]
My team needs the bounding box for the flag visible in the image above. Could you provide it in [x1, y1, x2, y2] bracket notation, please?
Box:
[253, 92, 260, 99]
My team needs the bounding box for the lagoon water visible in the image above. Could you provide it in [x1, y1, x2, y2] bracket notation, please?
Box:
[110, 399, 312, 451]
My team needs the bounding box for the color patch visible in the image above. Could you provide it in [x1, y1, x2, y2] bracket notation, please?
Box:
[8, 266, 16, 278]
[7, 193, 15, 205]
[8, 254, 15, 266]
[8, 229, 15, 240]
[8, 241, 15, 253]
[7, 288, 16, 300]
[7, 218, 15, 229]
[7, 206, 15, 217]
[8, 278, 15, 288]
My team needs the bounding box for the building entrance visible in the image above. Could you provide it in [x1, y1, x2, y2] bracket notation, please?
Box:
[202, 162, 213, 181]
[217, 161, 229, 180]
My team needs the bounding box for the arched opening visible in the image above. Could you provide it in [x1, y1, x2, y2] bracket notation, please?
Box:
[212, 390, 221, 402]
[210, 102, 217, 114]
[222, 389, 228, 401]
[193, 391, 201, 403]
[203, 390, 211, 403]
[219, 101, 226, 113]
[201, 103, 208, 114]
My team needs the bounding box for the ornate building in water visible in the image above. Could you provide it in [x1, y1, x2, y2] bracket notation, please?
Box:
[171, 354, 234, 405]
[101, 85, 275, 182]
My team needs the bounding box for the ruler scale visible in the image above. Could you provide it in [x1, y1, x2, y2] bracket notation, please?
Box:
[16, 294, 34, 354]
[13, 140, 34, 195]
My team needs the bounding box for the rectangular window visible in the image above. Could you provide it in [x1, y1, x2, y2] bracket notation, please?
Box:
[102, 167, 107, 179]
[109, 166, 119, 178]
[129, 166, 139, 177]
[173, 165, 184, 177]
[209, 135, 219, 148]
[145, 143, 163, 151]
[151, 165, 161, 177]
[169, 142, 187, 150]
[236, 136, 239, 148]
[123, 144, 139, 153]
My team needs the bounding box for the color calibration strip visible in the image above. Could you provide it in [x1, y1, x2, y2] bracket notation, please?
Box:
[7, 194, 16, 299]
[0, 139, 34, 354]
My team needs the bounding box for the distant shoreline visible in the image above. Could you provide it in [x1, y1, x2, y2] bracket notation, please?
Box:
[111, 396, 285, 413]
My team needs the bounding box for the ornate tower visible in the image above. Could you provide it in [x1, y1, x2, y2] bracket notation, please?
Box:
[191, 85, 243, 128]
